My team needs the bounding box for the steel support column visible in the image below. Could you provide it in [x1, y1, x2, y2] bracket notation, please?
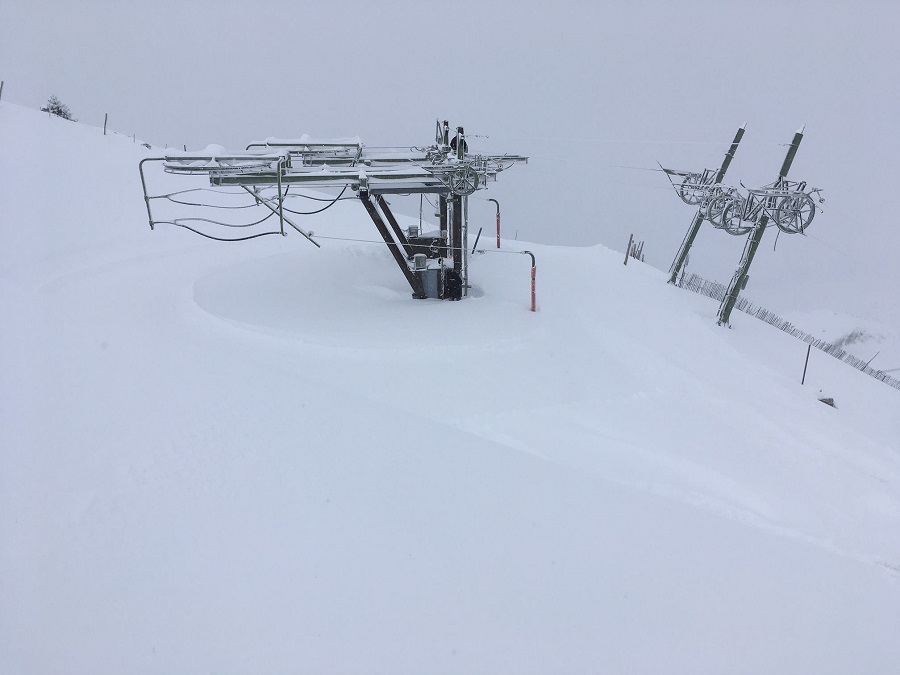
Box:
[463, 195, 469, 296]
[439, 195, 448, 245]
[668, 124, 746, 284]
[717, 128, 804, 326]
[360, 191, 426, 298]
[374, 195, 415, 258]
[451, 194, 463, 273]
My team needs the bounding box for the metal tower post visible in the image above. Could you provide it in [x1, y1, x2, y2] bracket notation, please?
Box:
[668, 124, 746, 284]
[717, 127, 804, 326]
[440, 195, 448, 244]
[463, 195, 469, 296]
[452, 194, 463, 273]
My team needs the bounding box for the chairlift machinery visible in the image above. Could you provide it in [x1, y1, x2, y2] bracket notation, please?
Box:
[661, 126, 826, 326]
[662, 167, 824, 236]
[139, 119, 527, 300]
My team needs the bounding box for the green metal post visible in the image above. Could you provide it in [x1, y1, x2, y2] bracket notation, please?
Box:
[668, 124, 746, 284]
[452, 194, 463, 272]
[717, 127, 805, 326]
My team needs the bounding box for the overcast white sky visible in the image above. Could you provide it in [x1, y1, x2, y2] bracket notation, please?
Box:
[2, 0, 898, 319]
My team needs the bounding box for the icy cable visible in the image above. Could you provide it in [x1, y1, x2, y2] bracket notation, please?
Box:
[493, 134, 739, 146]
[155, 188, 266, 210]
[151, 220, 282, 243]
[280, 188, 355, 203]
[171, 214, 276, 229]
[282, 186, 352, 215]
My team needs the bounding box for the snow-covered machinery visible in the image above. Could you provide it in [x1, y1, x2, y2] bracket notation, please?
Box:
[662, 167, 824, 236]
[714, 180, 822, 236]
[139, 119, 527, 300]
[661, 126, 827, 326]
[660, 126, 829, 326]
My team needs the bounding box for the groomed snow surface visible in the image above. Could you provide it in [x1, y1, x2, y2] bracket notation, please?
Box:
[2, 103, 899, 674]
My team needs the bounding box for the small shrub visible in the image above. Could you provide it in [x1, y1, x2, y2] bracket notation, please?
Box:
[45, 95, 76, 121]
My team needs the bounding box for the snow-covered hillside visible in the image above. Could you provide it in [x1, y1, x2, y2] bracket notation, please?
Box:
[2, 102, 899, 674]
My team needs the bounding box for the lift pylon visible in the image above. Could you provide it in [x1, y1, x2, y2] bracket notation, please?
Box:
[659, 126, 824, 326]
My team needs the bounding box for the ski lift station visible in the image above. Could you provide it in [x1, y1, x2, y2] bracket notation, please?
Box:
[139, 120, 528, 302]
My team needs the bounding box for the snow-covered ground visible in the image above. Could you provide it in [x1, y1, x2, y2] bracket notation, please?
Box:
[2, 102, 899, 674]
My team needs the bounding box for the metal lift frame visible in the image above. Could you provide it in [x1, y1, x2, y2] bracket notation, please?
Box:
[139, 120, 526, 299]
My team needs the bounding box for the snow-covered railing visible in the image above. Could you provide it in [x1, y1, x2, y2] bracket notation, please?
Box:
[677, 273, 900, 392]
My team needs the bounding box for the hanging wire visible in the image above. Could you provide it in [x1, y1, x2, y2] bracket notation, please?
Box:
[154, 187, 263, 198]
[153, 186, 280, 210]
[311, 233, 532, 259]
[168, 212, 276, 229]
[282, 185, 352, 215]
[489, 133, 730, 146]
[163, 194, 264, 210]
[609, 164, 669, 172]
[153, 220, 282, 242]
[270, 185, 356, 203]
[314, 235, 395, 245]
[154, 182, 352, 220]
[422, 193, 438, 210]
[482, 130, 781, 150]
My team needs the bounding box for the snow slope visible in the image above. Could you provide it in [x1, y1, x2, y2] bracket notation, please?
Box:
[2, 103, 899, 674]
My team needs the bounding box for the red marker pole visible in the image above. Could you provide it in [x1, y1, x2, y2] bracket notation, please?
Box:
[523, 250, 536, 312]
[488, 198, 500, 248]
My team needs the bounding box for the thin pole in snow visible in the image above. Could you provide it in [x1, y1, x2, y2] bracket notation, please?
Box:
[523, 250, 536, 312]
[487, 198, 500, 248]
[801, 343, 812, 385]
[103, 113, 108, 136]
[624, 233, 634, 265]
